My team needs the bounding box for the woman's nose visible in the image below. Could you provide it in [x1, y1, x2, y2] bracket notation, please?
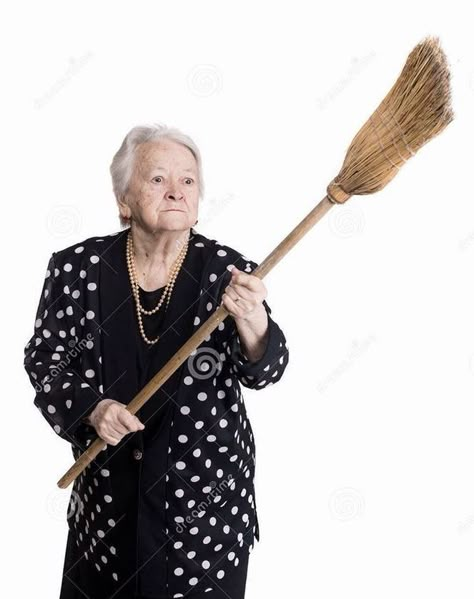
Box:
[167, 188, 184, 200]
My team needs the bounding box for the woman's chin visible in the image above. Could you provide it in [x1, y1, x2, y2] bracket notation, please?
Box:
[145, 215, 190, 232]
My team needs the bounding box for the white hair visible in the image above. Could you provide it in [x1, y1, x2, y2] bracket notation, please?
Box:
[110, 122, 205, 228]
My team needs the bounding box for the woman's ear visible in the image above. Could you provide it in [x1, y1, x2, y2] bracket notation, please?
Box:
[118, 196, 132, 221]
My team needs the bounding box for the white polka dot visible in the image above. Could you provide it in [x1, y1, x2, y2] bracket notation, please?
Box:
[174, 567, 183, 576]
[90, 255, 99, 264]
[85, 369, 95, 378]
[217, 570, 225, 579]
[189, 577, 198, 586]
[63, 263, 72, 272]
[86, 310, 95, 319]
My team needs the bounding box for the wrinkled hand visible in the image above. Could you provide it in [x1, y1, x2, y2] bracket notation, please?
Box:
[87, 398, 145, 446]
[221, 266, 267, 322]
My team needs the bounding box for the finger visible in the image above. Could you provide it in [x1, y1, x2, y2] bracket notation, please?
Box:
[222, 293, 248, 318]
[230, 274, 267, 300]
[231, 270, 262, 292]
[224, 285, 244, 303]
[98, 430, 120, 445]
[108, 420, 129, 436]
[227, 282, 254, 302]
[117, 409, 142, 432]
[127, 416, 145, 431]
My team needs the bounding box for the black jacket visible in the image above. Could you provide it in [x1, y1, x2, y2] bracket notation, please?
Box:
[24, 226, 290, 598]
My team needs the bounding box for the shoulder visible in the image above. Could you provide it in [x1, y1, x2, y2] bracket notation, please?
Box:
[191, 229, 257, 272]
[51, 229, 125, 267]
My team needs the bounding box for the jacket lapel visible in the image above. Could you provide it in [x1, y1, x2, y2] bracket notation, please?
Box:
[99, 228, 140, 406]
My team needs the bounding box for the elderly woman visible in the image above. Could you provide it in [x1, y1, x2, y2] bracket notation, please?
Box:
[24, 124, 290, 599]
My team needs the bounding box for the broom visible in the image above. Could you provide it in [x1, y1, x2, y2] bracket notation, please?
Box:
[58, 35, 453, 489]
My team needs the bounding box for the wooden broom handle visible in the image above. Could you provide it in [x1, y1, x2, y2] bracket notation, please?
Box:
[57, 194, 337, 488]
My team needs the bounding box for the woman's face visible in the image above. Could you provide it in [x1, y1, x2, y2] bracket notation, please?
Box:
[121, 139, 200, 233]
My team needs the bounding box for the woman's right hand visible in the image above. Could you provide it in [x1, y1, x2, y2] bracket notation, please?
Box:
[87, 399, 145, 445]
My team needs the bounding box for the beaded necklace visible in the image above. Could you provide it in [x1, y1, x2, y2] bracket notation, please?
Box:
[126, 230, 189, 345]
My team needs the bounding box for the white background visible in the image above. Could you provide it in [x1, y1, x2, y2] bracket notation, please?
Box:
[3, 1, 474, 597]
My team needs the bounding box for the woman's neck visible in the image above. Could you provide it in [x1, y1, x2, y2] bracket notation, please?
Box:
[129, 224, 190, 290]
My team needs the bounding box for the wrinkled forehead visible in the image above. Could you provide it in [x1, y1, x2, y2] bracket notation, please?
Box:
[135, 140, 198, 173]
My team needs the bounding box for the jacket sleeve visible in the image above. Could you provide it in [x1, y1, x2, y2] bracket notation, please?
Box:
[222, 259, 290, 390]
[23, 252, 102, 447]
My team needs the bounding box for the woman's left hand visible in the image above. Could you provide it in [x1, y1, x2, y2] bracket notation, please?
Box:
[221, 266, 267, 322]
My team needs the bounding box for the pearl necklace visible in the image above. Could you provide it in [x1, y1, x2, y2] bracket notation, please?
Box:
[126, 230, 189, 345]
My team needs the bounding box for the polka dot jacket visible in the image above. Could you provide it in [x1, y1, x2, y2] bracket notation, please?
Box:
[23, 227, 290, 598]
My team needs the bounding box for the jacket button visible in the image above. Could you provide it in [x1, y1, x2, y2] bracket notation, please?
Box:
[132, 448, 143, 461]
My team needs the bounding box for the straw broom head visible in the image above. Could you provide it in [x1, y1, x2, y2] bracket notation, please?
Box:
[327, 36, 454, 204]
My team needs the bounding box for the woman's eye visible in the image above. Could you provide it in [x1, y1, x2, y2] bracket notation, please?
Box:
[153, 176, 163, 183]
[185, 178, 194, 185]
